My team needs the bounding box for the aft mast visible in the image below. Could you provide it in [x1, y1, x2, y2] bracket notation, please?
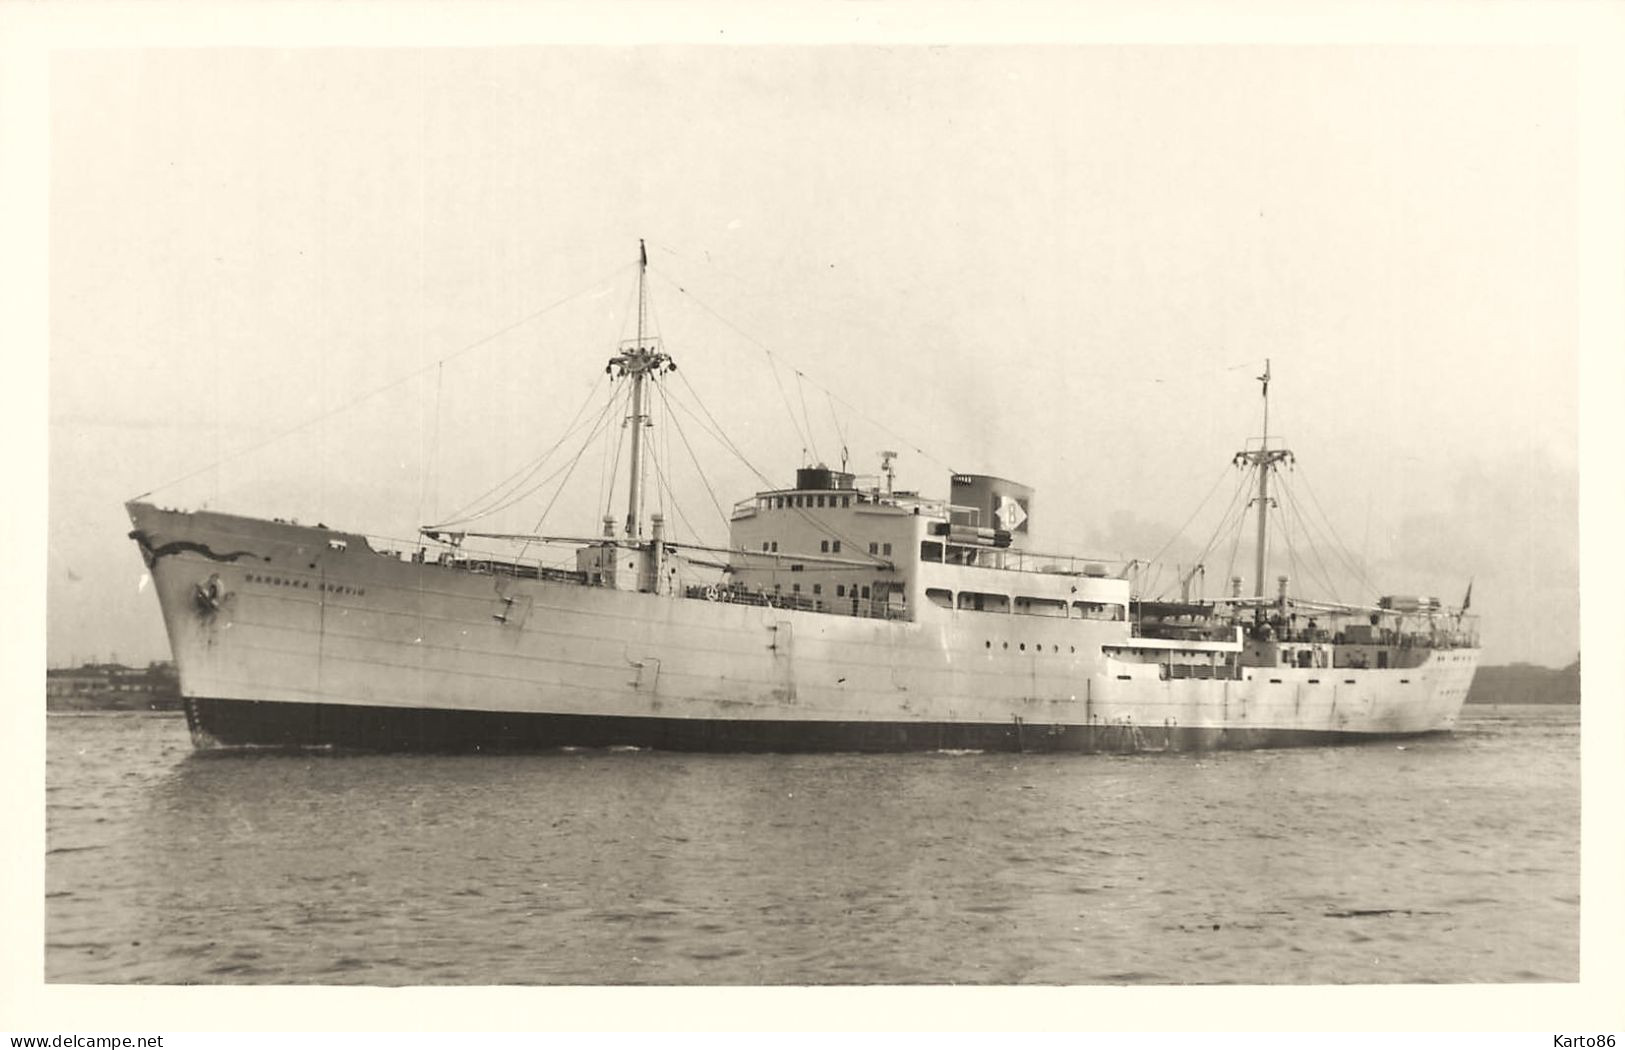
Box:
[1233, 360, 1293, 599]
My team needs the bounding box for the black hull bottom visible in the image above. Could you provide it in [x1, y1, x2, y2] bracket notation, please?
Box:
[184, 697, 1446, 754]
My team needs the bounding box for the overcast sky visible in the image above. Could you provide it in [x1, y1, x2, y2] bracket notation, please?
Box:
[44, 43, 1583, 667]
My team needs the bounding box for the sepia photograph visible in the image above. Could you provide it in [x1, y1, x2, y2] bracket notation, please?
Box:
[6, 0, 1624, 1036]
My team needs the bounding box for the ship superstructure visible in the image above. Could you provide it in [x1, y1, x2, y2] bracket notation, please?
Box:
[127, 243, 1479, 752]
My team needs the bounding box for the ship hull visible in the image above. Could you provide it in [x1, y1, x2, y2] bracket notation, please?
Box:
[131, 503, 1479, 754]
[183, 695, 1452, 753]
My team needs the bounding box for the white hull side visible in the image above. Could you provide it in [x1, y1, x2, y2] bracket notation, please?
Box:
[130, 504, 1476, 748]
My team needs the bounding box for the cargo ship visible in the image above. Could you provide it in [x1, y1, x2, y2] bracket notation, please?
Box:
[127, 243, 1479, 752]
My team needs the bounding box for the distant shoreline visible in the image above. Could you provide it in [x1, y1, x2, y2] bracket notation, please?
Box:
[1465, 661, 1581, 704]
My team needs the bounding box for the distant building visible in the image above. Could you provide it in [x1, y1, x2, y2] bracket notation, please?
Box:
[46, 661, 180, 710]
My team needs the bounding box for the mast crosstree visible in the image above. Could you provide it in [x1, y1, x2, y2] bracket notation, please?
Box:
[1233, 359, 1293, 600]
[607, 239, 675, 540]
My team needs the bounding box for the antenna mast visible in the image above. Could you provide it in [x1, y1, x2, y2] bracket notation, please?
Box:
[1233, 359, 1293, 599]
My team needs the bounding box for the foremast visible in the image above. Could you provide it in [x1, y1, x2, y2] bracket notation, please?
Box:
[592, 240, 680, 595]
[607, 239, 675, 542]
[1233, 359, 1293, 601]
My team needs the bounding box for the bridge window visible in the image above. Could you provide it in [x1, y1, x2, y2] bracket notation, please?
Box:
[832, 540, 841, 553]
[1015, 596, 1068, 618]
[813, 584, 822, 595]
[869, 542, 879, 555]
[820, 540, 830, 553]
[925, 588, 953, 609]
[836, 584, 846, 597]
[816, 495, 826, 508]
[921, 541, 943, 561]
[957, 591, 1009, 613]
[771, 541, 779, 552]
[882, 542, 892, 556]
[1073, 601, 1125, 621]
[841, 496, 851, 508]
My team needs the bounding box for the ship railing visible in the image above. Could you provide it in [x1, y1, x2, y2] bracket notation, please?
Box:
[927, 543, 1130, 578]
[355, 532, 589, 584]
[681, 583, 910, 620]
[1165, 662, 1243, 681]
[1237, 624, 1481, 651]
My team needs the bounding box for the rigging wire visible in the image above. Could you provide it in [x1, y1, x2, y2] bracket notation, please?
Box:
[1222, 464, 1253, 597]
[1141, 462, 1246, 582]
[650, 373, 667, 530]
[600, 382, 632, 524]
[1284, 470, 1377, 598]
[825, 390, 850, 470]
[641, 249, 811, 453]
[651, 271, 958, 476]
[517, 384, 633, 562]
[430, 375, 610, 528]
[1141, 563, 1164, 603]
[1208, 475, 1257, 596]
[596, 386, 613, 529]
[652, 382, 731, 534]
[1277, 478, 1343, 600]
[1149, 465, 1253, 600]
[795, 370, 822, 465]
[667, 370, 890, 565]
[650, 270, 812, 456]
[130, 261, 637, 503]
[649, 237, 1259, 391]
[437, 383, 627, 532]
[432, 361, 443, 522]
[417, 360, 444, 527]
[646, 443, 710, 550]
[1294, 468, 1383, 597]
[1275, 497, 1304, 602]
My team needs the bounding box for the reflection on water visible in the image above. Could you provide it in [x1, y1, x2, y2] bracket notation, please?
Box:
[46, 706, 1579, 984]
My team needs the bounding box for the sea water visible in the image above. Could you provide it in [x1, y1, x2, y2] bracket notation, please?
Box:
[44, 705, 1578, 984]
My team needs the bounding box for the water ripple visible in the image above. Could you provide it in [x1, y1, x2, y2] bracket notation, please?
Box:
[45, 705, 1579, 985]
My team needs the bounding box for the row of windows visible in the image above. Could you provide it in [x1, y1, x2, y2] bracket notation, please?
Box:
[925, 588, 1124, 620]
[778, 582, 876, 599]
[757, 539, 890, 556]
[768, 493, 854, 510]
